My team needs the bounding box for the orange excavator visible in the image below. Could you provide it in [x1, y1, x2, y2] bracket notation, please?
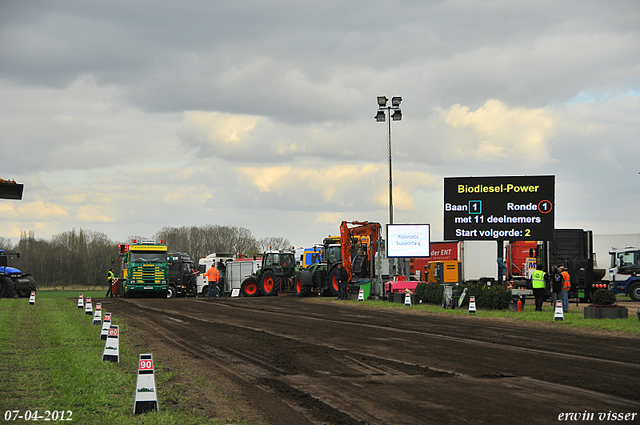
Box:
[296, 221, 382, 298]
[339, 221, 382, 282]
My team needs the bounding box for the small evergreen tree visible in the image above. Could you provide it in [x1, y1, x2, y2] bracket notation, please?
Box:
[592, 288, 616, 305]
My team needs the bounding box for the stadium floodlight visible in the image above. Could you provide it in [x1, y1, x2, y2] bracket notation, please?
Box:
[374, 96, 402, 224]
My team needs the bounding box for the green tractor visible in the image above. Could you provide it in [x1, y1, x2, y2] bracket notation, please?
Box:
[241, 249, 297, 297]
[296, 237, 342, 298]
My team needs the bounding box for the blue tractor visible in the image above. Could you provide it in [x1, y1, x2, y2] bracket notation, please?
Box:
[0, 250, 37, 298]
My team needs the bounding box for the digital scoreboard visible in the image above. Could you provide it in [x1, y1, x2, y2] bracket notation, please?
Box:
[443, 175, 554, 241]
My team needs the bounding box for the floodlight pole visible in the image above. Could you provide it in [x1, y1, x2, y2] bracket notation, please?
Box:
[387, 113, 393, 225]
[375, 96, 402, 226]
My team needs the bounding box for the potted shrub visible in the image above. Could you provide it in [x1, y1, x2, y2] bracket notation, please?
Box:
[584, 289, 628, 319]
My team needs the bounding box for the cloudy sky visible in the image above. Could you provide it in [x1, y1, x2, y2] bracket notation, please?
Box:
[1, 0, 639, 248]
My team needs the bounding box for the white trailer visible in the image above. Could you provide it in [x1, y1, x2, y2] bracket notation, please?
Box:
[196, 253, 234, 296]
[223, 259, 262, 294]
[460, 240, 498, 282]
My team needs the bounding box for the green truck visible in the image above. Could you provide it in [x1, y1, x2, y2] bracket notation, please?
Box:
[116, 240, 169, 298]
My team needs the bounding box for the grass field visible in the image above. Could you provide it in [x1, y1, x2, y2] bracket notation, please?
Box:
[327, 296, 640, 336]
[0, 293, 225, 424]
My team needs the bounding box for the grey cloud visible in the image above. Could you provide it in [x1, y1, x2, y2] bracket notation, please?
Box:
[3, 1, 638, 122]
[1, 0, 639, 245]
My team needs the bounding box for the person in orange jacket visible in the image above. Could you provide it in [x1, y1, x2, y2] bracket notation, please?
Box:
[560, 266, 571, 313]
[206, 265, 219, 299]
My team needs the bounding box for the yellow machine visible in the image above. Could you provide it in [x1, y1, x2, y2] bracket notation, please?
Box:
[426, 261, 461, 284]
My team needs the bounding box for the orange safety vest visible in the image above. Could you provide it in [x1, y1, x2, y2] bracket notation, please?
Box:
[561, 271, 570, 290]
[206, 266, 219, 283]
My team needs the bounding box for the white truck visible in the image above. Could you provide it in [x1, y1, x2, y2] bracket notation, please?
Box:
[593, 234, 640, 272]
[608, 246, 640, 301]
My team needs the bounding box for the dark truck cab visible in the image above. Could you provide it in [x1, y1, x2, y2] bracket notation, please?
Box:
[168, 252, 197, 298]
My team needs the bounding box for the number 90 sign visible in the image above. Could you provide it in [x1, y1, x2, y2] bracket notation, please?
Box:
[139, 359, 154, 371]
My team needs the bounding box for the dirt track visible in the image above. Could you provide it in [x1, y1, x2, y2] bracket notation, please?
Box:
[100, 296, 640, 425]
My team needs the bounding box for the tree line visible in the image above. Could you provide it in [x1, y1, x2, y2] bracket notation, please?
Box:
[0, 226, 291, 288]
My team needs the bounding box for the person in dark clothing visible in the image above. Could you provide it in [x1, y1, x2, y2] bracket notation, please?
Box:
[106, 268, 115, 297]
[531, 264, 548, 312]
[550, 265, 563, 308]
[336, 263, 349, 300]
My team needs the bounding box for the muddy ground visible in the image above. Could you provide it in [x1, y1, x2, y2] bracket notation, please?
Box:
[99, 296, 640, 425]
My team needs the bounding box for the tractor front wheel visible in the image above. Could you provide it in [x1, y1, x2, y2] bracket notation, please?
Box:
[327, 268, 340, 298]
[296, 270, 313, 297]
[1, 276, 17, 298]
[27, 276, 36, 293]
[241, 277, 259, 297]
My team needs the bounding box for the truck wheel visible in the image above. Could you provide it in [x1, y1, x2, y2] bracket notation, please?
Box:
[296, 270, 312, 297]
[241, 277, 259, 297]
[629, 283, 640, 301]
[327, 268, 340, 298]
[1, 276, 17, 298]
[260, 270, 279, 296]
[167, 286, 176, 298]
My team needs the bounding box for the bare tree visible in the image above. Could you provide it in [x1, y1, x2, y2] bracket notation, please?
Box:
[0, 237, 13, 250]
[258, 237, 292, 252]
[12, 229, 119, 288]
[156, 225, 261, 260]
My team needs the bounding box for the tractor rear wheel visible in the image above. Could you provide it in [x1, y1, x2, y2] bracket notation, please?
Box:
[241, 277, 259, 297]
[260, 270, 279, 296]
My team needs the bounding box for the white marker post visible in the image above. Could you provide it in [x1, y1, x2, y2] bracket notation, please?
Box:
[29, 291, 35, 305]
[77, 293, 84, 309]
[101, 313, 112, 340]
[93, 307, 102, 325]
[133, 354, 159, 414]
[404, 289, 412, 306]
[357, 288, 364, 301]
[102, 325, 119, 362]
[554, 300, 564, 321]
[85, 297, 93, 315]
[468, 296, 477, 314]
